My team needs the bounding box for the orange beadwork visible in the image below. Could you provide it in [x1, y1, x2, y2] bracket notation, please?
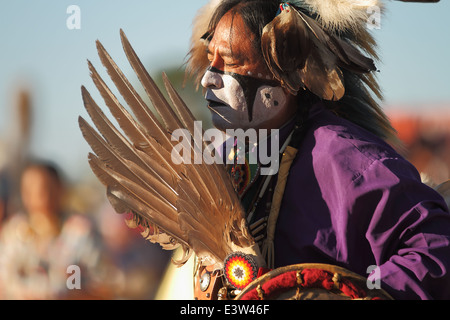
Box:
[224, 252, 258, 290]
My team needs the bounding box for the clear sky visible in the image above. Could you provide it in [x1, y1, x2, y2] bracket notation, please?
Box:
[0, 0, 449, 182]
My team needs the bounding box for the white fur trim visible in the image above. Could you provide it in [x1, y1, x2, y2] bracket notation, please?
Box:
[300, 0, 383, 32]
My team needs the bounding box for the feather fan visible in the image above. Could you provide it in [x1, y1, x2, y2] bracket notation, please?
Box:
[79, 29, 263, 269]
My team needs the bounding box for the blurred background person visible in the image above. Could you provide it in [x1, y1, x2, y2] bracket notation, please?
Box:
[0, 159, 173, 299]
[0, 84, 172, 300]
[0, 160, 103, 299]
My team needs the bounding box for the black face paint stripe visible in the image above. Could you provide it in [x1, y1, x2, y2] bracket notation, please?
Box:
[207, 66, 279, 122]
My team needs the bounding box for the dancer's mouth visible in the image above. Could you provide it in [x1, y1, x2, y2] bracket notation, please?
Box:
[206, 99, 228, 109]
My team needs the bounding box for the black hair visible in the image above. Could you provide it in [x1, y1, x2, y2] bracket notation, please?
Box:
[208, 0, 280, 53]
[23, 159, 63, 186]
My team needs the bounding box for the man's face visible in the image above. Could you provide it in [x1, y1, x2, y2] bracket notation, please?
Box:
[201, 11, 296, 132]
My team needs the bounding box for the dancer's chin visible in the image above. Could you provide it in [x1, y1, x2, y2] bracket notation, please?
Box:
[207, 103, 248, 132]
[210, 112, 236, 132]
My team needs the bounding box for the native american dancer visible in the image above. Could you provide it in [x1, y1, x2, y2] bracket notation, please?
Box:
[79, 0, 449, 300]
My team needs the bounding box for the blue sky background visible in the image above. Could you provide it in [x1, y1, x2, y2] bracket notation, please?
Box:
[0, 0, 449, 182]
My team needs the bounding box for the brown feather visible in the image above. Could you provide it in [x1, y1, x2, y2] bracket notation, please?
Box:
[261, 8, 310, 94]
[162, 72, 199, 135]
[120, 29, 182, 133]
[88, 60, 188, 184]
[87, 60, 149, 145]
[96, 40, 173, 152]
[79, 117, 177, 212]
[299, 50, 345, 101]
[88, 152, 185, 252]
[89, 154, 185, 242]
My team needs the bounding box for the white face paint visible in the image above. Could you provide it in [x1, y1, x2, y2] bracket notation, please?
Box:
[256, 86, 287, 124]
[201, 69, 289, 131]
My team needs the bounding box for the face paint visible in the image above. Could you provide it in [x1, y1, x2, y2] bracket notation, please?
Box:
[207, 66, 279, 122]
[202, 67, 288, 131]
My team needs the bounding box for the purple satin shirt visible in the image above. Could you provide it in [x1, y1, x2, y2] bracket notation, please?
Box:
[261, 103, 450, 299]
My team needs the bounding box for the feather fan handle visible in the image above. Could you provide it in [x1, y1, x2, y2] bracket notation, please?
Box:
[80, 30, 262, 269]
